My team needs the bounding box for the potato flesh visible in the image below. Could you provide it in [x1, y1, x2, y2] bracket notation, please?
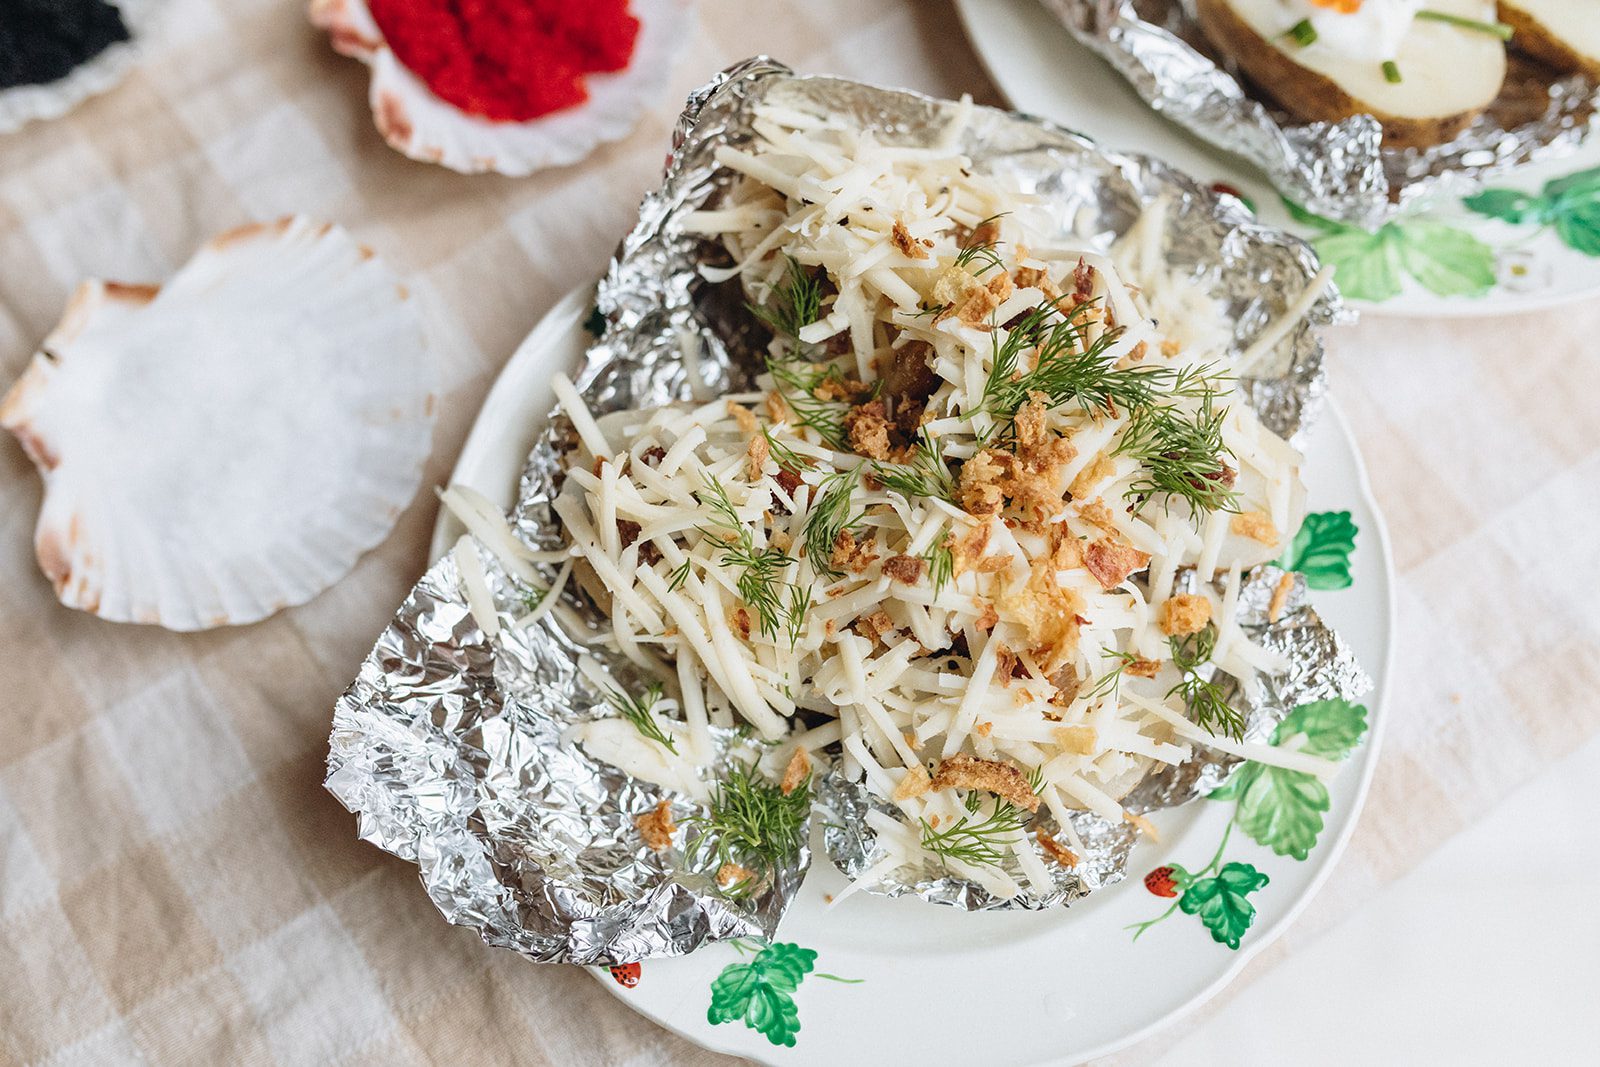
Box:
[1225, 0, 1506, 120]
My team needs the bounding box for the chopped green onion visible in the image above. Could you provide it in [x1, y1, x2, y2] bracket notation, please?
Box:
[1382, 60, 1403, 84]
[1415, 10, 1514, 40]
[1286, 18, 1317, 47]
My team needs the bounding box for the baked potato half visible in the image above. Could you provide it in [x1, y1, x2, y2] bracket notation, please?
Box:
[1498, 1, 1600, 76]
[1196, 0, 1508, 148]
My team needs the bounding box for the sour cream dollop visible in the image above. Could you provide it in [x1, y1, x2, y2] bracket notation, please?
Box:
[1278, 0, 1425, 62]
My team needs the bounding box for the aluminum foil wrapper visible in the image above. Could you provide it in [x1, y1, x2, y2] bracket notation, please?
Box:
[328, 57, 1361, 959]
[1043, 0, 1600, 228]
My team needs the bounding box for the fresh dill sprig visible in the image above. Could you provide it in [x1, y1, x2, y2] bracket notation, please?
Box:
[768, 355, 851, 449]
[688, 761, 812, 879]
[785, 583, 812, 647]
[872, 434, 955, 504]
[603, 681, 677, 754]
[922, 526, 954, 594]
[952, 213, 1008, 276]
[695, 477, 808, 646]
[1084, 649, 1139, 701]
[1166, 623, 1246, 741]
[803, 468, 865, 579]
[762, 426, 811, 475]
[666, 556, 693, 591]
[1113, 388, 1239, 516]
[747, 254, 823, 340]
[919, 799, 1030, 870]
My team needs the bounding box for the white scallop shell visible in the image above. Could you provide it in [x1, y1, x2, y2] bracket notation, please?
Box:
[0, 216, 436, 631]
[309, 0, 691, 176]
[0, 0, 168, 136]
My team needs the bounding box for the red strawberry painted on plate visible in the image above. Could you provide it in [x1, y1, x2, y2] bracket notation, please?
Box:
[609, 962, 642, 988]
[1144, 866, 1180, 898]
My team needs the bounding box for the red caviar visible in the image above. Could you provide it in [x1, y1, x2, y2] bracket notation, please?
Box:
[366, 0, 640, 122]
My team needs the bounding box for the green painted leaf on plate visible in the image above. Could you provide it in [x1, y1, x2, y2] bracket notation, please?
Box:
[1462, 188, 1540, 223]
[1278, 510, 1358, 590]
[1273, 699, 1369, 760]
[1310, 229, 1403, 303]
[1395, 222, 1496, 297]
[1542, 166, 1600, 201]
[1554, 200, 1600, 257]
[1206, 760, 1260, 802]
[1179, 862, 1270, 949]
[1233, 765, 1329, 861]
[706, 942, 816, 1047]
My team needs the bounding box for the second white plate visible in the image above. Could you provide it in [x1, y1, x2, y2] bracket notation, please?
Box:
[955, 0, 1600, 317]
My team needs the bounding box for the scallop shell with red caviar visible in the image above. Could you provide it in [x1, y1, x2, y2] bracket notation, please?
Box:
[310, 0, 691, 175]
[0, 216, 436, 631]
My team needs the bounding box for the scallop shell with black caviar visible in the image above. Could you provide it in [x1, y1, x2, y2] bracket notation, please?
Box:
[309, 0, 691, 176]
[0, 216, 436, 631]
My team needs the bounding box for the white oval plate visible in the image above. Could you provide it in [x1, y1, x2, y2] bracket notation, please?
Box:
[433, 286, 1395, 1065]
[954, 0, 1600, 318]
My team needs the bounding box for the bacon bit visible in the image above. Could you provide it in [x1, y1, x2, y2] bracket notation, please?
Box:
[1083, 537, 1151, 590]
[954, 282, 1003, 328]
[949, 521, 992, 576]
[893, 764, 932, 802]
[745, 432, 769, 482]
[640, 445, 667, 467]
[1068, 453, 1115, 499]
[958, 449, 1008, 516]
[1000, 557, 1085, 674]
[1122, 340, 1148, 364]
[591, 455, 608, 477]
[770, 530, 793, 553]
[1073, 257, 1096, 297]
[1231, 510, 1279, 546]
[1077, 499, 1120, 534]
[931, 754, 1040, 812]
[765, 390, 790, 423]
[730, 606, 752, 641]
[962, 216, 1002, 249]
[726, 400, 759, 434]
[1053, 724, 1098, 755]
[774, 466, 805, 499]
[974, 721, 993, 737]
[781, 747, 812, 795]
[844, 398, 893, 460]
[1123, 810, 1161, 843]
[1014, 396, 1051, 452]
[856, 610, 897, 645]
[975, 553, 1014, 574]
[928, 814, 942, 829]
[1160, 337, 1181, 357]
[830, 529, 879, 574]
[1012, 265, 1062, 301]
[883, 554, 928, 585]
[826, 584, 848, 598]
[662, 626, 678, 638]
[1158, 593, 1212, 636]
[1048, 664, 1081, 707]
[617, 519, 641, 548]
[994, 645, 1019, 688]
[717, 862, 756, 889]
[890, 218, 931, 259]
[1124, 658, 1161, 679]
[824, 619, 837, 637]
[973, 599, 999, 632]
[1036, 829, 1079, 867]
[881, 340, 939, 403]
[634, 801, 676, 851]
[1268, 570, 1296, 623]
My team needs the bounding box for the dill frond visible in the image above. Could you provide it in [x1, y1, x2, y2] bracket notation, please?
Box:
[603, 681, 677, 753]
[1166, 623, 1245, 740]
[747, 254, 823, 340]
[918, 798, 1030, 870]
[922, 527, 954, 594]
[767, 355, 851, 449]
[1084, 650, 1139, 702]
[761, 426, 811, 475]
[952, 213, 1008, 276]
[693, 478, 807, 644]
[688, 761, 811, 879]
[872, 434, 955, 504]
[666, 557, 693, 591]
[1114, 388, 1240, 516]
[802, 469, 865, 579]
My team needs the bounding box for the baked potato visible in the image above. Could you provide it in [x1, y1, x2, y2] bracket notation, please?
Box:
[1498, 1, 1600, 76]
[1196, 0, 1508, 148]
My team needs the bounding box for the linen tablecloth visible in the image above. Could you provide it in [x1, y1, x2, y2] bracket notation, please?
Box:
[2, 1, 1595, 1063]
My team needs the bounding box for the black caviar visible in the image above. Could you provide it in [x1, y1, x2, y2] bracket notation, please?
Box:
[1, 0, 130, 91]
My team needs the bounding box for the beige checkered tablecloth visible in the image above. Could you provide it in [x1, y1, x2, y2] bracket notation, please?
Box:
[2, 1, 1597, 1064]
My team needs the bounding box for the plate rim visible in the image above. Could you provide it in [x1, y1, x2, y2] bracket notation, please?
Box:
[433, 283, 1397, 1066]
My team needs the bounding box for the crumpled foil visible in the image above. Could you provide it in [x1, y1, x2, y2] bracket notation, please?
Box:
[327, 57, 1363, 961]
[1043, 0, 1600, 228]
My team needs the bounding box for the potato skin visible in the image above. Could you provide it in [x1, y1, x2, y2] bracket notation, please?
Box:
[1498, 3, 1600, 76]
[1195, 0, 1481, 148]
